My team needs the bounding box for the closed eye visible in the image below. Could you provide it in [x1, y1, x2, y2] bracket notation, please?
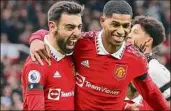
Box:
[133, 29, 139, 34]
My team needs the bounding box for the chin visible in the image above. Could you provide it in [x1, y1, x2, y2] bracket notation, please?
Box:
[115, 43, 123, 47]
[111, 41, 123, 46]
[64, 49, 73, 55]
[66, 45, 75, 50]
[64, 46, 73, 54]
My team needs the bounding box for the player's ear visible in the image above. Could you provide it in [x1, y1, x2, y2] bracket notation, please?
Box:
[145, 37, 153, 47]
[48, 21, 57, 33]
[48, 21, 54, 32]
[100, 15, 106, 27]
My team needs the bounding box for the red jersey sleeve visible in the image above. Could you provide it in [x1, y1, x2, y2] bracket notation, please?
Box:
[126, 44, 148, 77]
[29, 29, 48, 44]
[133, 74, 170, 110]
[135, 54, 148, 77]
[22, 59, 47, 110]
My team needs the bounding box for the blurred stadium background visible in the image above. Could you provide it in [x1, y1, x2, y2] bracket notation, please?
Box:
[0, 0, 170, 110]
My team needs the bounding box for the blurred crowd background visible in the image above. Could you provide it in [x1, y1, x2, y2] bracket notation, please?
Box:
[0, 0, 170, 110]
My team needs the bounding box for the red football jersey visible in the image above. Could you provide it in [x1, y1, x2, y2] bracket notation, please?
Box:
[21, 35, 75, 110]
[29, 29, 169, 110]
[73, 31, 148, 110]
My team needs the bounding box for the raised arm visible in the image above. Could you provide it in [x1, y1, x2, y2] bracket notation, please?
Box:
[29, 29, 48, 43]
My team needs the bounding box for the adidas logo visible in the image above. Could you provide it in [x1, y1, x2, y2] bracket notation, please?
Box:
[81, 60, 89, 68]
[53, 71, 61, 78]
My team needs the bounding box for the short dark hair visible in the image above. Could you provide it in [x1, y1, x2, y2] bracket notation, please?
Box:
[103, 0, 133, 17]
[48, 1, 83, 22]
[132, 15, 165, 48]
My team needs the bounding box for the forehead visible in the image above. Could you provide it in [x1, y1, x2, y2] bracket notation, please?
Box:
[107, 13, 132, 23]
[132, 24, 143, 31]
[59, 13, 82, 25]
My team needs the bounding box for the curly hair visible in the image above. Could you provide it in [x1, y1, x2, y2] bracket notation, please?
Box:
[103, 0, 133, 17]
[132, 15, 165, 48]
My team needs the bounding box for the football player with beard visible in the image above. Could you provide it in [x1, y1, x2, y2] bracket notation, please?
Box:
[28, 1, 169, 110]
[21, 1, 83, 110]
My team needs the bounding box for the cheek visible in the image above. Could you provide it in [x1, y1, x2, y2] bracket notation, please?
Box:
[134, 35, 145, 45]
[105, 24, 116, 31]
[56, 34, 67, 44]
[126, 38, 133, 43]
[58, 30, 67, 36]
[111, 27, 118, 32]
[132, 35, 139, 41]
[139, 37, 146, 44]
[58, 31, 69, 39]
[61, 36, 69, 44]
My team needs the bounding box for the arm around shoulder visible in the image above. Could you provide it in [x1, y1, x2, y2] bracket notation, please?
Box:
[29, 29, 49, 44]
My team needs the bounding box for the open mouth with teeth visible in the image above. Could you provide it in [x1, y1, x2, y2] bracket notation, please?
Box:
[66, 39, 77, 49]
[112, 34, 125, 43]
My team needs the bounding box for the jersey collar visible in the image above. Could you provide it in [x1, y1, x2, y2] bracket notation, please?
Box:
[96, 30, 126, 59]
[44, 35, 65, 61]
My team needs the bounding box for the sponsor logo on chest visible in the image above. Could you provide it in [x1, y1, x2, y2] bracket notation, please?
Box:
[48, 88, 74, 100]
[76, 73, 120, 95]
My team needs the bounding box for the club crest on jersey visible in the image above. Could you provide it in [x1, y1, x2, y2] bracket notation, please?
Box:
[114, 64, 127, 80]
[28, 70, 41, 83]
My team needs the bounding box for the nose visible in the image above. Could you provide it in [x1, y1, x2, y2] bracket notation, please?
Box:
[127, 33, 131, 39]
[126, 33, 132, 43]
[73, 27, 81, 38]
[117, 26, 125, 36]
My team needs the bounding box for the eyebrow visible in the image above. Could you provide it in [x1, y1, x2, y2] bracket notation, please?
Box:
[111, 20, 130, 25]
[64, 24, 75, 27]
[64, 24, 82, 27]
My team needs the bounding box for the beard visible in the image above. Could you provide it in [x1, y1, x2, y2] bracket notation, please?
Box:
[57, 38, 73, 55]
